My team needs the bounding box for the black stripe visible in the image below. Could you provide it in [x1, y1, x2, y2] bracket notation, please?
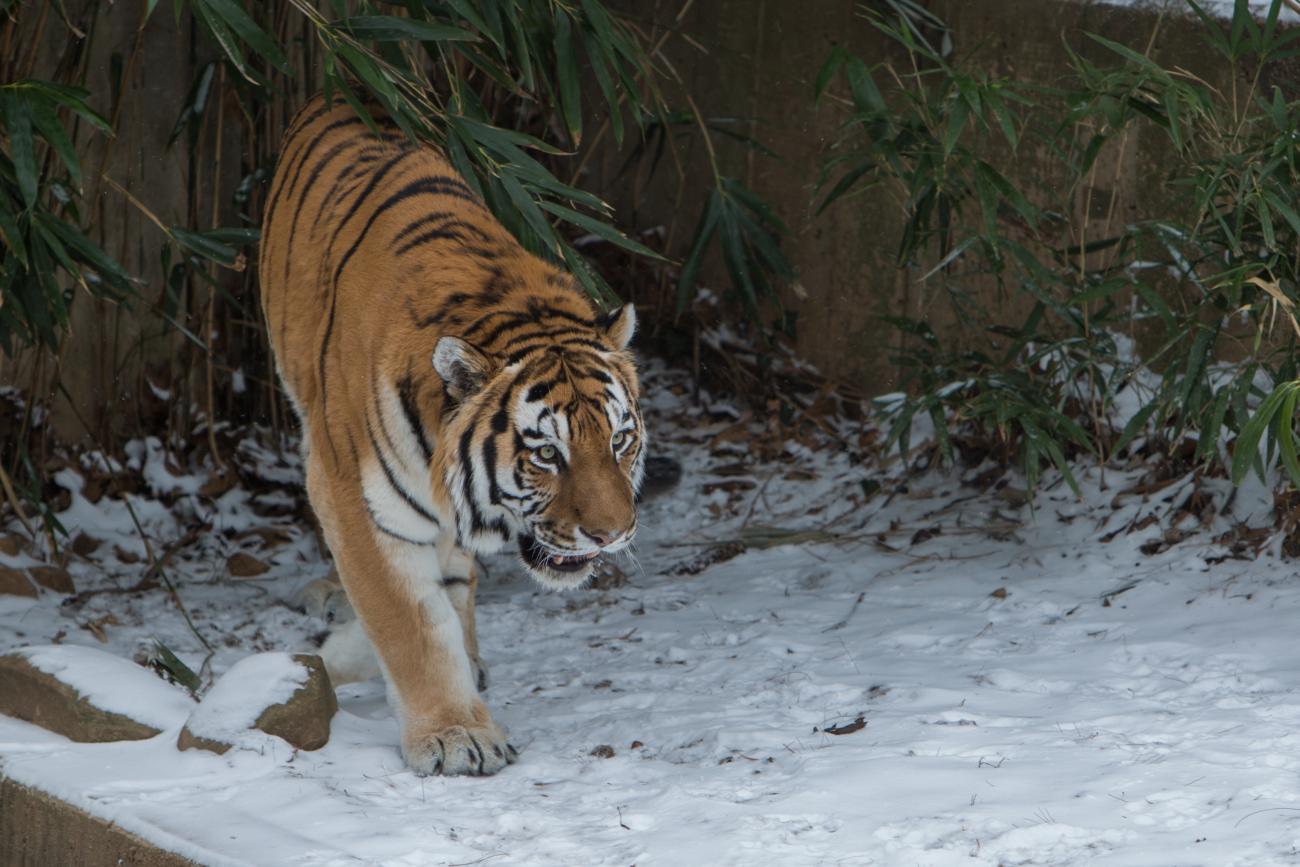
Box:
[396, 374, 433, 463]
[392, 211, 455, 247]
[475, 315, 535, 347]
[370, 388, 403, 467]
[365, 415, 442, 527]
[293, 119, 371, 209]
[441, 575, 471, 586]
[525, 381, 554, 402]
[395, 228, 469, 256]
[263, 101, 337, 229]
[505, 338, 606, 364]
[314, 147, 391, 226]
[365, 496, 439, 546]
[283, 116, 366, 217]
[318, 150, 421, 419]
[525, 299, 597, 327]
[458, 423, 487, 535]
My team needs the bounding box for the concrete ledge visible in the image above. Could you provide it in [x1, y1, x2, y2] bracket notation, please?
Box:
[0, 775, 196, 867]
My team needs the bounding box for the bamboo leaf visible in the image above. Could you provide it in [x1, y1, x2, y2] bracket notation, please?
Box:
[1232, 383, 1291, 484]
[0, 201, 27, 267]
[337, 15, 476, 42]
[816, 158, 878, 214]
[1277, 386, 1300, 488]
[2, 92, 38, 210]
[537, 201, 662, 259]
[29, 95, 81, 189]
[171, 226, 237, 265]
[555, 10, 582, 146]
[36, 212, 133, 292]
[23, 81, 111, 132]
[815, 45, 849, 100]
[201, 0, 289, 72]
[676, 189, 722, 313]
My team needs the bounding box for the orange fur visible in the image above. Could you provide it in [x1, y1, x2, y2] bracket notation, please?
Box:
[260, 95, 643, 776]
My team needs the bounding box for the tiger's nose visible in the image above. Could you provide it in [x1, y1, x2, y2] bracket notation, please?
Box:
[580, 527, 625, 548]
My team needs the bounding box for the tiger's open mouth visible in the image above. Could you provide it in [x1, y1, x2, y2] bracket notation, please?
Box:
[518, 533, 598, 576]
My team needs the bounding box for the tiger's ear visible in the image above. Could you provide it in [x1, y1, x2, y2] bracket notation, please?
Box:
[433, 337, 497, 400]
[601, 304, 636, 350]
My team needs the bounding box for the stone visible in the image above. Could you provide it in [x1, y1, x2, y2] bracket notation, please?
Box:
[178, 653, 337, 755]
[0, 567, 37, 598]
[28, 565, 75, 594]
[252, 655, 336, 749]
[174, 726, 232, 755]
[0, 648, 193, 742]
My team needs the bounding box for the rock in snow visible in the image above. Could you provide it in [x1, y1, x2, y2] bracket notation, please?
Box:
[0, 645, 193, 742]
[178, 652, 336, 755]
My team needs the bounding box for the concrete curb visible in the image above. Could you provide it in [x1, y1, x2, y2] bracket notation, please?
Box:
[0, 775, 197, 867]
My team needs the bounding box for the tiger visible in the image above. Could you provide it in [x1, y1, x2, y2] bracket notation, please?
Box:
[258, 94, 644, 777]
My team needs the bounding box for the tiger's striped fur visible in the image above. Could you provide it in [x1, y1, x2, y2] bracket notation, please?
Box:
[259, 95, 643, 777]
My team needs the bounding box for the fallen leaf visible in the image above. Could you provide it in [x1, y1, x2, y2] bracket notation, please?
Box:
[824, 715, 867, 736]
[69, 533, 102, 558]
[228, 552, 270, 578]
[0, 534, 24, 557]
[0, 567, 37, 598]
[28, 566, 75, 594]
[113, 546, 142, 564]
[80, 614, 119, 643]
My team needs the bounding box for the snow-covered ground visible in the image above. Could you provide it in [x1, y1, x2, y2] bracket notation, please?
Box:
[1088, 0, 1300, 22]
[2, 360, 1300, 866]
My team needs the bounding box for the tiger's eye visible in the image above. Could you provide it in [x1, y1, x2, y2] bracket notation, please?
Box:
[537, 444, 558, 461]
[612, 430, 628, 449]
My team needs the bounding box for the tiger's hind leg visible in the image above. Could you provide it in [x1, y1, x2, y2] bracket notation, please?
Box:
[306, 452, 514, 776]
[319, 617, 383, 685]
[438, 542, 487, 691]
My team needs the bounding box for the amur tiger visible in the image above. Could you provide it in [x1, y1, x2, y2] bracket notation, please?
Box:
[259, 94, 644, 777]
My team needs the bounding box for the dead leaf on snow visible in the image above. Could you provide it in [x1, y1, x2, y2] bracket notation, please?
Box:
[822, 715, 867, 736]
[228, 552, 270, 578]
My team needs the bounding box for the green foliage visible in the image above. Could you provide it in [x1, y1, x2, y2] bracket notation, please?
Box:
[0, 81, 131, 354]
[176, 0, 791, 306]
[1, 0, 789, 359]
[677, 178, 794, 317]
[820, 0, 1300, 490]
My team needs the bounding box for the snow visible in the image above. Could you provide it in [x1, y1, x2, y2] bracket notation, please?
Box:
[180, 652, 309, 748]
[3, 361, 1300, 864]
[1088, 0, 1300, 21]
[14, 644, 194, 731]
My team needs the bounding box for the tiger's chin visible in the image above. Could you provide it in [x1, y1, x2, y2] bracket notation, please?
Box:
[517, 533, 599, 590]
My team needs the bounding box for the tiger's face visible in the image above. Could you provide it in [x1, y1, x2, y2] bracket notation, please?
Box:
[434, 305, 643, 589]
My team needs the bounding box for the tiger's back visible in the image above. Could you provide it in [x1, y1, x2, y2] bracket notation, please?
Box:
[262, 96, 517, 427]
[259, 95, 644, 777]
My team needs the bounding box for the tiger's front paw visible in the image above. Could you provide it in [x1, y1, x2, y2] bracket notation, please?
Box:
[402, 720, 517, 776]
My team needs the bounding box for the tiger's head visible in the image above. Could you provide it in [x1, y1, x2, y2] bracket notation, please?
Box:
[432, 305, 643, 589]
